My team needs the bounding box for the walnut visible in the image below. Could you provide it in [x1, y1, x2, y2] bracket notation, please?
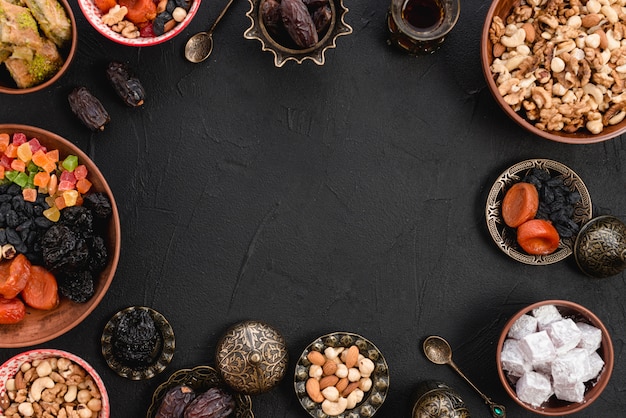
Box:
[531, 86, 553, 108]
[101, 5, 128, 26]
[489, 16, 505, 44]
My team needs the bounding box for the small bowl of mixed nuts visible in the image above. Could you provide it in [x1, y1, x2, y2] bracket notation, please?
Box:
[78, 0, 201, 47]
[481, 0, 626, 143]
[0, 349, 110, 418]
[294, 332, 389, 417]
[244, 0, 353, 66]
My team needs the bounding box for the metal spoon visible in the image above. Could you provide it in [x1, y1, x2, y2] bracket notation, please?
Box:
[423, 335, 506, 418]
[184, 0, 237, 63]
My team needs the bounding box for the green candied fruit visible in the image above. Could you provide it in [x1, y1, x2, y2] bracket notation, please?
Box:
[4, 171, 18, 182]
[27, 161, 38, 173]
[62, 155, 78, 172]
[13, 172, 30, 188]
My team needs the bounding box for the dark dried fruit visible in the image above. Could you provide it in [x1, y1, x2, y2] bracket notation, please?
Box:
[183, 387, 235, 418]
[68, 87, 110, 131]
[156, 386, 196, 418]
[83, 192, 113, 220]
[58, 270, 95, 303]
[303, 0, 329, 7]
[113, 308, 162, 367]
[312, 4, 331, 34]
[280, 0, 318, 48]
[261, 0, 282, 35]
[106, 61, 146, 107]
[42, 225, 89, 274]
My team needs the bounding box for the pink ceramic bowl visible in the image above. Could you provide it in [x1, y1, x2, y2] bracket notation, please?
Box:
[496, 300, 613, 415]
[0, 349, 110, 417]
[78, 0, 201, 46]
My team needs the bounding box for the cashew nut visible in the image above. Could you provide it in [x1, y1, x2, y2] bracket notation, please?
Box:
[30, 377, 55, 402]
[501, 28, 526, 48]
[64, 385, 78, 403]
[323, 347, 344, 360]
[346, 389, 364, 409]
[321, 397, 348, 416]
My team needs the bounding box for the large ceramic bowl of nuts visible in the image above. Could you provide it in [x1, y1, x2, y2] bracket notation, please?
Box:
[244, 0, 353, 67]
[481, 0, 626, 143]
[294, 332, 389, 417]
[0, 0, 77, 95]
[0, 124, 121, 348]
[78, 0, 201, 47]
[496, 300, 613, 415]
[0, 349, 110, 417]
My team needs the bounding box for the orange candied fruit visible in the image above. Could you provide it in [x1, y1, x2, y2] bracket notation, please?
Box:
[0, 133, 9, 152]
[33, 171, 50, 188]
[22, 188, 37, 202]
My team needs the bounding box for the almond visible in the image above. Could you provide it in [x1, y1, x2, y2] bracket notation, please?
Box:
[322, 360, 337, 376]
[345, 345, 359, 369]
[306, 377, 324, 403]
[493, 42, 506, 58]
[581, 13, 602, 28]
[522, 22, 535, 43]
[307, 351, 326, 366]
[335, 377, 349, 393]
[319, 375, 339, 390]
[342, 381, 361, 397]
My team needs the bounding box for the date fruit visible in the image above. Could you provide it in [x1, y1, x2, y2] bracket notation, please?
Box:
[68, 87, 110, 131]
[106, 61, 146, 107]
[261, 0, 282, 35]
[280, 0, 318, 48]
[156, 385, 196, 418]
[183, 387, 235, 418]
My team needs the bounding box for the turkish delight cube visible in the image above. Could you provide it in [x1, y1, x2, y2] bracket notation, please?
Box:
[501, 339, 531, 377]
[551, 348, 590, 386]
[508, 314, 538, 340]
[545, 318, 582, 355]
[582, 351, 605, 382]
[554, 381, 586, 403]
[519, 331, 556, 366]
[532, 304, 563, 330]
[516, 371, 553, 407]
[576, 322, 602, 354]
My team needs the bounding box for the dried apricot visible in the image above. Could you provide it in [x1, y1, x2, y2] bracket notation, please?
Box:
[0, 254, 31, 299]
[94, 0, 118, 14]
[517, 219, 560, 255]
[22, 266, 59, 311]
[502, 182, 539, 228]
[119, 0, 157, 25]
[0, 296, 26, 324]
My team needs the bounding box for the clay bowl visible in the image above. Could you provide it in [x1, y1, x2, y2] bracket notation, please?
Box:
[0, 348, 110, 417]
[146, 365, 253, 418]
[496, 300, 614, 415]
[0, 124, 121, 347]
[574, 215, 626, 278]
[78, 0, 201, 47]
[244, 0, 353, 67]
[294, 331, 390, 417]
[0, 0, 77, 94]
[480, 0, 626, 143]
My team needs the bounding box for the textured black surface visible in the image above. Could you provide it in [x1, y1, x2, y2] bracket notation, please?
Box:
[1, 1, 626, 417]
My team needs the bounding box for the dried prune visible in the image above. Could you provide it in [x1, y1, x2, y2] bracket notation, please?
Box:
[42, 225, 89, 274]
[68, 87, 110, 132]
[156, 386, 196, 418]
[113, 309, 162, 367]
[261, 0, 282, 35]
[183, 387, 235, 418]
[83, 192, 113, 220]
[280, 0, 318, 48]
[88, 236, 108, 273]
[106, 61, 146, 107]
[58, 270, 94, 303]
[60, 206, 94, 237]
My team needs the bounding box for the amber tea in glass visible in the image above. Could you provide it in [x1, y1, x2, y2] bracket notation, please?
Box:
[387, 0, 460, 54]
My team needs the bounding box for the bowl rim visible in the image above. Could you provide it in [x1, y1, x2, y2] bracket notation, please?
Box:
[77, 0, 202, 47]
[496, 299, 614, 415]
[480, 0, 626, 144]
[0, 348, 110, 417]
[294, 331, 390, 418]
[0, 0, 77, 95]
[0, 124, 121, 348]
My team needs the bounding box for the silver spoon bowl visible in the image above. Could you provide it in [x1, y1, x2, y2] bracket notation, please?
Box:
[423, 336, 506, 418]
[185, 0, 237, 63]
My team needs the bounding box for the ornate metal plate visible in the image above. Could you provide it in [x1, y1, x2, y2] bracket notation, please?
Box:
[485, 159, 592, 265]
[101, 306, 175, 380]
[146, 365, 254, 418]
[294, 331, 390, 417]
[244, 0, 353, 67]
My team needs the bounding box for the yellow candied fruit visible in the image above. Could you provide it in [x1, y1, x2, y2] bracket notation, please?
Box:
[43, 206, 60, 222]
[63, 190, 79, 207]
[17, 142, 32, 162]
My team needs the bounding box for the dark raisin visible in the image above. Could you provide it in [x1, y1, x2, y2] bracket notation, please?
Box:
[68, 87, 110, 132]
[153, 12, 173, 36]
[106, 61, 146, 108]
[280, 0, 318, 48]
[0, 229, 5, 244]
[156, 386, 196, 418]
[6, 184, 20, 196]
[0, 195, 11, 203]
[5, 228, 21, 246]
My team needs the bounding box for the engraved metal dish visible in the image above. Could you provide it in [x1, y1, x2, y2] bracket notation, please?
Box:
[412, 381, 470, 418]
[294, 331, 390, 418]
[496, 300, 614, 415]
[101, 306, 175, 380]
[244, 0, 353, 67]
[146, 365, 254, 418]
[485, 159, 592, 265]
[215, 320, 288, 395]
[574, 215, 626, 278]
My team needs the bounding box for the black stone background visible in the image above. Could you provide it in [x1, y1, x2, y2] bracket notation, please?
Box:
[1, 0, 626, 416]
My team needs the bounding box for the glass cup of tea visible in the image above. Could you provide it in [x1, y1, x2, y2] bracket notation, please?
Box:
[387, 0, 461, 55]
